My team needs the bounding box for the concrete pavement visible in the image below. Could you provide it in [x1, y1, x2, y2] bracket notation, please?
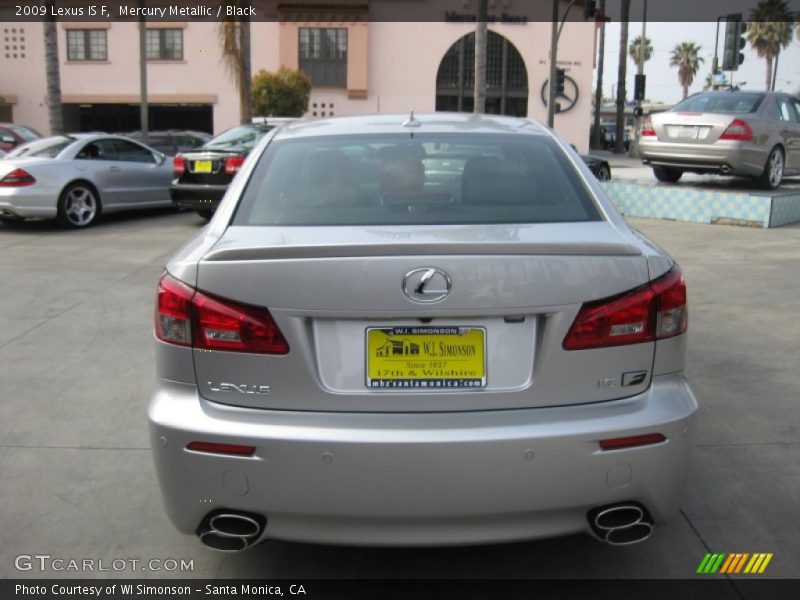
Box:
[0, 210, 797, 586]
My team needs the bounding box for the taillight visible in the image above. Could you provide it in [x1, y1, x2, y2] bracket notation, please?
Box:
[173, 156, 186, 175]
[0, 168, 36, 187]
[641, 117, 655, 137]
[155, 273, 289, 355]
[224, 156, 245, 175]
[720, 118, 753, 141]
[563, 267, 687, 350]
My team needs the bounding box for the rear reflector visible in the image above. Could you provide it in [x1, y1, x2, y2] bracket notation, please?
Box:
[173, 156, 186, 175]
[155, 272, 290, 354]
[641, 117, 655, 137]
[186, 441, 256, 456]
[599, 433, 666, 450]
[0, 168, 36, 187]
[720, 118, 753, 141]
[224, 156, 245, 175]
[563, 266, 687, 350]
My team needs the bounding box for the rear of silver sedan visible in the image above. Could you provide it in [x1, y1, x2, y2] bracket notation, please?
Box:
[149, 115, 697, 550]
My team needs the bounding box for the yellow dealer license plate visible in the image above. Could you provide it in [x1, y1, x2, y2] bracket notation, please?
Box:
[366, 326, 486, 389]
[193, 160, 213, 174]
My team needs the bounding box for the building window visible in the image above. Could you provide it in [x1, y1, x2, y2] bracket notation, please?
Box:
[146, 29, 183, 61]
[436, 31, 528, 117]
[299, 28, 347, 87]
[66, 29, 107, 61]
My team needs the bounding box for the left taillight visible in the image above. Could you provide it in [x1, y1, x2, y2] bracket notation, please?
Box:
[155, 272, 289, 355]
[0, 168, 36, 187]
[640, 117, 655, 137]
[173, 156, 186, 176]
[563, 267, 687, 351]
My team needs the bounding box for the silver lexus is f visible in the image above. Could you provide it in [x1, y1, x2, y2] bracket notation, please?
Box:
[149, 114, 697, 551]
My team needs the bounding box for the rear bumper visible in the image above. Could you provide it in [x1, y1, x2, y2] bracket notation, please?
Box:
[170, 184, 227, 212]
[149, 373, 697, 546]
[0, 188, 58, 219]
[639, 139, 765, 176]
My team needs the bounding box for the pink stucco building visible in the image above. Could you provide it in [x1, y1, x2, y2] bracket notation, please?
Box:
[0, 1, 598, 151]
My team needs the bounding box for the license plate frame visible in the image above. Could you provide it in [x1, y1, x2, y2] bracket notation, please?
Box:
[365, 326, 486, 390]
[675, 126, 699, 140]
[193, 160, 213, 174]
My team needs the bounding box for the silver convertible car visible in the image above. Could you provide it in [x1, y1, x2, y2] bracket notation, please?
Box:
[150, 114, 697, 550]
[0, 134, 173, 227]
[639, 90, 800, 189]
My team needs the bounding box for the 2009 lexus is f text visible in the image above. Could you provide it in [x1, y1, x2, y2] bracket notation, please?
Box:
[149, 113, 697, 551]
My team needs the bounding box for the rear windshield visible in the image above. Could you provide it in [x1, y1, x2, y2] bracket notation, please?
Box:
[233, 134, 601, 226]
[6, 136, 74, 158]
[672, 92, 764, 114]
[8, 125, 40, 141]
[204, 125, 273, 152]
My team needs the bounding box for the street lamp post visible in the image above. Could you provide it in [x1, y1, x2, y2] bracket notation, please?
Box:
[632, 0, 647, 156]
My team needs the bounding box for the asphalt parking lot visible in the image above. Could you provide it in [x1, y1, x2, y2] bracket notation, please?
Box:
[0, 210, 798, 586]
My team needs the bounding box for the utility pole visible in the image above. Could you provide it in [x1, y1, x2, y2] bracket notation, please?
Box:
[632, 0, 647, 156]
[138, 0, 148, 143]
[474, 0, 487, 114]
[547, 0, 559, 127]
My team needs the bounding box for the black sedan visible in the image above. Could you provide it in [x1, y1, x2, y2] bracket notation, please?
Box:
[170, 124, 277, 219]
[580, 154, 611, 182]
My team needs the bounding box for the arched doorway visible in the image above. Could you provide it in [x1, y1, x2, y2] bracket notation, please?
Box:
[435, 31, 529, 117]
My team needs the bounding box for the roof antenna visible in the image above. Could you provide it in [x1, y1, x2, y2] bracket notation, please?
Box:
[403, 110, 421, 128]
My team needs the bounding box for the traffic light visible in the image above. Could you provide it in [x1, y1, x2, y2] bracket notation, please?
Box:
[555, 68, 566, 96]
[634, 74, 646, 101]
[584, 0, 597, 19]
[722, 14, 747, 71]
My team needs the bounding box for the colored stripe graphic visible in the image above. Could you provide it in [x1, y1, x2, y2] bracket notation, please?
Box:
[700, 553, 774, 575]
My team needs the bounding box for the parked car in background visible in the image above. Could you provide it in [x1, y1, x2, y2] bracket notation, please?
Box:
[580, 154, 611, 181]
[0, 134, 173, 227]
[150, 113, 696, 552]
[121, 130, 212, 157]
[171, 122, 290, 220]
[639, 90, 800, 189]
[600, 123, 630, 151]
[0, 123, 41, 152]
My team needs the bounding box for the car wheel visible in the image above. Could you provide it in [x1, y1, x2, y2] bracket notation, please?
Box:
[595, 164, 611, 182]
[196, 209, 214, 220]
[57, 182, 101, 228]
[756, 146, 784, 190]
[653, 167, 682, 183]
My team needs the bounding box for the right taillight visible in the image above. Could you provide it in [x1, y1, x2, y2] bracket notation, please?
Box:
[563, 267, 687, 351]
[720, 118, 753, 141]
[155, 273, 289, 355]
[641, 117, 655, 137]
[173, 156, 186, 176]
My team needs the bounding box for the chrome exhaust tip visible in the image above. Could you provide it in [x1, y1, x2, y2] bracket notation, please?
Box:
[588, 502, 654, 545]
[196, 509, 266, 552]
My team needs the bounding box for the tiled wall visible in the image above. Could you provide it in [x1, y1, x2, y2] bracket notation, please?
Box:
[602, 182, 800, 229]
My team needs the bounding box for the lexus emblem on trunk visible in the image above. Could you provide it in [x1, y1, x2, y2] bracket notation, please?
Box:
[402, 268, 452, 303]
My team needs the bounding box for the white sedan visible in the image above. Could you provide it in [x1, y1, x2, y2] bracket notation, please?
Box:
[0, 134, 174, 228]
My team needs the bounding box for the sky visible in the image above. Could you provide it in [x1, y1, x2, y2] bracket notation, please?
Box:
[594, 22, 800, 104]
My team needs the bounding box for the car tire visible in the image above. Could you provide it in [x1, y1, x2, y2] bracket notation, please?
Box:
[57, 182, 101, 228]
[196, 209, 214, 220]
[653, 167, 682, 183]
[755, 146, 784, 190]
[595, 164, 611, 182]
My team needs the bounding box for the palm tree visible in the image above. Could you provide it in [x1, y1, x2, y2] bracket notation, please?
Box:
[473, 0, 487, 114]
[592, 0, 607, 150]
[670, 42, 704, 99]
[218, 2, 253, 124]
[42, 1, 63, 134]
[613, 0, 630, 154]
[745, 0, 793, 90]
[628, 35, 653, 70]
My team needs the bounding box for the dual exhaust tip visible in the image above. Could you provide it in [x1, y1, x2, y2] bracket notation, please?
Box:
[587, 502, 654, 545]
[196, 509, 266, 552]
[195, 503, 653, 551]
